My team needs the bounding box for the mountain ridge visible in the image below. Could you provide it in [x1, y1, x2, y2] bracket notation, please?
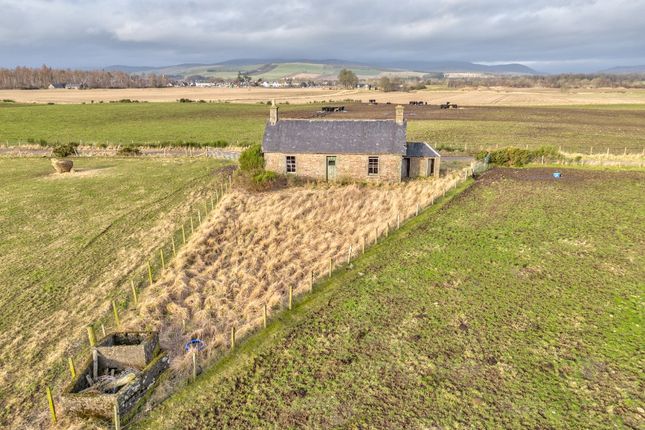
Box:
[103, 59, 540, 79]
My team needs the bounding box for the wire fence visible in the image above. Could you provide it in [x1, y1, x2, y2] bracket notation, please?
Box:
[45, 175, 233, 425]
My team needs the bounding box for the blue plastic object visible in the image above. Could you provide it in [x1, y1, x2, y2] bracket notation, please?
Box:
[553, 172, 561, 178]
[184, 338, 206, 352]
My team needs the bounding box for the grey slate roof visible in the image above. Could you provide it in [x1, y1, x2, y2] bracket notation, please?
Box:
[405, 142, 441, 158]
[262, 119, 407, 155]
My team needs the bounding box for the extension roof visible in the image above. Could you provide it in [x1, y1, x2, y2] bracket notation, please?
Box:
[262, 119, 407, 155]
[405, 142, 441, 158]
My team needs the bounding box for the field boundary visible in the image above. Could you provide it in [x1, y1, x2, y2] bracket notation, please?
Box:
[119, 162, 485, 428]
[133, 174, 477, 428]
[43, 169, 235, 427]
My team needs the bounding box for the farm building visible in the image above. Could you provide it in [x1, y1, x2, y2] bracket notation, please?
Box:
[262, 103, 440, 182]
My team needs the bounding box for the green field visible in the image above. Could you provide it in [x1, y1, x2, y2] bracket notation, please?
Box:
[1, 101, 644, 154]
[0, 102, 279, 145]
[137, 168, 644, 429]
[0, 157, 228, 427]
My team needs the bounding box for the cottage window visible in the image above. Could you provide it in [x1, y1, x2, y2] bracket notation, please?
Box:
[286, 156, 296, 173]
[368, 156, 379, 175]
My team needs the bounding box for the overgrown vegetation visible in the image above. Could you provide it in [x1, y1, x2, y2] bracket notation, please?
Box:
[0, 158, 229, 428]
[475, 146, 561, 166]
[238, 143, 264, 171]
[116, 146, 142, 156]
[136, 168, 644, 429]
[234, 143, 285, 190]
[51, 142, 79, 158]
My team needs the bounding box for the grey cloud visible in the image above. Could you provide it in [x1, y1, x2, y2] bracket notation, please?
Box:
[0, 0, 643, 72]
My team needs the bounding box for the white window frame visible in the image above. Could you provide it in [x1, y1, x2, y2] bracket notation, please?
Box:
[368, 156, 379, 176]
[286, 155, 296, 173]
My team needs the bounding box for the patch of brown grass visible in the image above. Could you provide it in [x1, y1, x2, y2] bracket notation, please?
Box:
[123, 167, 471, 394]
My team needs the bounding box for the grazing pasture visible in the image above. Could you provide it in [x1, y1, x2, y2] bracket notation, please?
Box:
[0, 157, 228, 428]
[1, 101, 644, 154]
[136, 168, 645, 430]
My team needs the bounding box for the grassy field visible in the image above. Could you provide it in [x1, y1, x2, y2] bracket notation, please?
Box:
[136, 168, 644, 429]
[0, 157, 229, 428]
[1, 101, 644, 154]
[2, 86, 645, 105]
[0, 102, 280, 146]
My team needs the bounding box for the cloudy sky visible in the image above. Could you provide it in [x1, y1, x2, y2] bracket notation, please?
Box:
[1, 0, 644, 72]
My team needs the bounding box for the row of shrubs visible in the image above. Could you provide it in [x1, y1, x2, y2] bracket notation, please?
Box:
[50, 142, 141, 157]
[25, 138, 247, 149]
[475, 146, 561, 167]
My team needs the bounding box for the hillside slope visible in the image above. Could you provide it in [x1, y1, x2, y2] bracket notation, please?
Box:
[136, 168, 644, 429]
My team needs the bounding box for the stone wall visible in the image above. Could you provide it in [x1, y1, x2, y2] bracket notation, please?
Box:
[409, 157, 441, 178]
[265, 152, 403, 182]
[265, 152, 441, 181]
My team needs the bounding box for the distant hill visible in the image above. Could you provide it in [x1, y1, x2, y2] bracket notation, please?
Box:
[103, 59, 540, 80]
[599, 65, 645, 74]
[376, 60, 539, 75]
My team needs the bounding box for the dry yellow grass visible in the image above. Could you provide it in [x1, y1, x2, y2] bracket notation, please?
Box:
[2, 86, 645, 106]
[123, 168, 470, 387]
[0, 159, 227, 430]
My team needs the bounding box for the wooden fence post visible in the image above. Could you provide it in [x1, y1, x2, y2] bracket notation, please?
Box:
[197, 210, 202, 224]
[87, 325, 97, 347]
[263, 304, 267, 328]
[171, 236, 177, 257]
[310, 270, 314, 291]
[329, 258, 333, 278]
[362, 237, 365, 254]
[181, 225, 186, 244]
[230, 326, 236, 350]
[192, 350, 197, 381]
[160, 249, 165, 270]
[92, 348, 99, 380]
[68, 356, 76, 379]
[130, 279, 138, 306]
[113, 403, 121, 430]
[112, 300, 120, 327]
[416, 203, 419, 216]
[289, 286, 293, 310]
[147, 261, 153, 286]
[347, 246, 352, 264]
[46, 386, 57, 424]
[397, 213, 400, 229]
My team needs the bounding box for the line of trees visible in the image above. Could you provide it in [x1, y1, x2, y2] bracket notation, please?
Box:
[444, 74, 645, 89]
[0, 65, 170, 89]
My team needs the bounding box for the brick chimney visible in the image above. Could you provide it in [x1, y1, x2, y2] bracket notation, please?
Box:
[269, 99, 279, 125]
[395, 105, 404, 125]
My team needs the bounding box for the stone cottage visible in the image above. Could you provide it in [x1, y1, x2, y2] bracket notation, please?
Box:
[262, 103, 440, 182]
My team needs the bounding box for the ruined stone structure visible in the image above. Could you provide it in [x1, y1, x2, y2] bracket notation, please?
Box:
[262, 103, 440, 182]
[61, 332, 168, 424]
